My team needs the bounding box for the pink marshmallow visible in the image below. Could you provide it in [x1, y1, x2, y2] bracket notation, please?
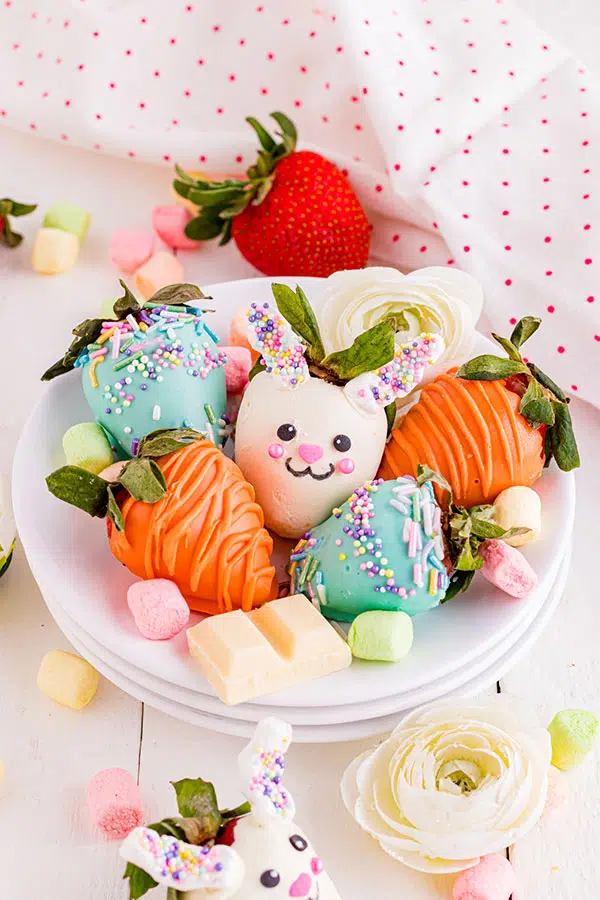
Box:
[479, 539, 537, 599]
[229, 307, 259, 362]
[109, 229, 155, 274]
[222, 345, 252, 394]
[452, 854, 517, 900]
[86, 768, 144, 839]
[133, 251, 184, 301]
[152, 204, 199, 250]
[127, 578, 190, 640]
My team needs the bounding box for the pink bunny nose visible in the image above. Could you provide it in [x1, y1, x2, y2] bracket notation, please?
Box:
[289, 873, 312, 897]
[298, 443, 323, 464]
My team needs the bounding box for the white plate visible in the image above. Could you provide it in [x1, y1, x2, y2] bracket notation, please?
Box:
[45, 545, 570, 742]
[42, 540, 571, 725]
[13, 276, 575, 710]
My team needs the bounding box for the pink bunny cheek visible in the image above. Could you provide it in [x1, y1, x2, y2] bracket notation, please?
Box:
[268, 443, 284, 459]
[311, 857, 324, 875]
[338, 458, 355, 475]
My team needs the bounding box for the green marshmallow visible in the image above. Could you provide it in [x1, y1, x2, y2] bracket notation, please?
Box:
[43, 202, 91, 242]
[348, 610, 414, 662]
[62, 423, 114, 475]
[548, 709, 600, 771]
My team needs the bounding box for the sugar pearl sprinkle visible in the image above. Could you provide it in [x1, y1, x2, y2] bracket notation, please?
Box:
[291, 476, 449, 602]
[369, 333, 442, 406]
[248, 741, 293, 817]
[76, 305, 226, 451]
[247, 301, 308, 388]
[131, 827, 231, 885]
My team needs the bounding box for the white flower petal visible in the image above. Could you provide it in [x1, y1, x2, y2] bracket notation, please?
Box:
[341, 695, 550, 875]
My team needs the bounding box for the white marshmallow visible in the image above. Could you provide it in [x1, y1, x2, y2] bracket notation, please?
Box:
[493, 485, 542, 546]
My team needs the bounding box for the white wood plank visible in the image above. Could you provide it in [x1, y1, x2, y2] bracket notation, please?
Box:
[500, 398, 600, 899]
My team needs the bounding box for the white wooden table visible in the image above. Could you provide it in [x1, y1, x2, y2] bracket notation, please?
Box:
[2, 6, 600, 890]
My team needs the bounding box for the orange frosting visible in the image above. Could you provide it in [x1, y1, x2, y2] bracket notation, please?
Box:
[108, 440, 276, 615]
[378, 370, 545, 508]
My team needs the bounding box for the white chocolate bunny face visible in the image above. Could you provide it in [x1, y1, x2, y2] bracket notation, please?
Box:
[198, 816, 338, 900]
[235, 372, 387, 538]
[120, 719, 341, 900]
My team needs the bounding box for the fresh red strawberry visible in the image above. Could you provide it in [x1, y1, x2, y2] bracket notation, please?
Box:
[0, 197, 37, 248]
[217, 818, 239, 846]
[173, 112, 370, 277]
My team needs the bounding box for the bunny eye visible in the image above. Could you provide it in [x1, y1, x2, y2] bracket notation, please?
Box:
[333, 434, 352, 452]
[277, 423, 297, 442]
[289, 834, 308, 852]
[260, 869, 281, 888]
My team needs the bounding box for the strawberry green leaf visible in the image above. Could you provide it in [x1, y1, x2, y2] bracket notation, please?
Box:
[119, 458, 167, 503]
[491, 333, 523, 362]
[248, 356, 265, 382]
[526, 362, 567, 402]
[106, 485, 124, 533]
[46, 466, 110, 518]
[550, 400, 581, 471]
[184, 217, 223, 241]
[322, 319, 396, 382]
[124, 863, 158, 900]
[385, 402, 396, 436]
[519, 379, 555, 427]
[171, 778, 223, 839]
[457, 355, 529, 380]
[246, 116, 276, 151]
[272, 283, 326, 362]
[270, 111, 298, 147]
[113, 279, 142, 319]
[510, 316, 541, 348]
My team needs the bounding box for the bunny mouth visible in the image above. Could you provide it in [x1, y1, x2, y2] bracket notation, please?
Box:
[285, 459, 335, 481]
[308, 884, 321, 900]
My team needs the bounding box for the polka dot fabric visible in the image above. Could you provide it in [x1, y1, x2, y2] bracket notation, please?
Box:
[1, 0, 598, 402]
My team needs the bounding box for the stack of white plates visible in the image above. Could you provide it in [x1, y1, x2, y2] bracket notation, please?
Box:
[13, 278, 576, 742]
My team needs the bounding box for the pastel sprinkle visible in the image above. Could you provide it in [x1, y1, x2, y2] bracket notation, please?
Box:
[152, 405, 161, 421]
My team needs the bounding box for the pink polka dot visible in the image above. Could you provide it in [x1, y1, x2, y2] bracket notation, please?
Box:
[583, 193, 590, 199]
[587, 296, 595, 303]
[595, 335, 600, 342]
[462, 214, 469, 219]
[544, 236, 552, 243]
[510, 317, 517, 325]
[546, 271, 553, 276]
[375, 184, 383, 192]
[502, 181, 509, 187]
[543, 204, 550, 210]
[505, 245, 511, 251]
[447, 259, 455, 266]
[169, 37, 176, 45]
[502, 210, 510, 216]
[557, 346, 565, 354]
[392, 234, 400, 243]
[163, 154, 171, 162]
[393, 163, 401, 171]
[154, 70, 160, 77]
[572, 385, 578, 391]
[197, 58, 205, 65]
[463, 245, 470, 252]
[502, 148, 510, 154]
[419, 245, 427, 253]
[547, 305, 555, 313]
[505, 279, 512, 286]
[397, 124, 404, 131]
[184, 90, 191, 97]
[585, 258, 593, 265]
[543, 177, 550, 183]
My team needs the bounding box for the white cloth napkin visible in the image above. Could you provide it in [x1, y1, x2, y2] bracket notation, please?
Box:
[1, 0, 598, 404]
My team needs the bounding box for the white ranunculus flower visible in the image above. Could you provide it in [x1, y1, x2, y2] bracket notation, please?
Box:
[341, 695, 551, 874]
[317, 266, 483, 399]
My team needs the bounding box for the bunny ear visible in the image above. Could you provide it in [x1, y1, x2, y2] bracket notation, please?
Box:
[120, 827, 244, 895]
[344, 332, 445, 415]
[247, 301, 309, 389]
[238, 718, 296, 825]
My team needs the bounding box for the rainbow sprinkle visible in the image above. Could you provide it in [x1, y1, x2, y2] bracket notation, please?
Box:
[292, 476, 449, 605]
[125, 827, 235, 888]
[247, 301, 308, 388]
[369, 333, 443, 407]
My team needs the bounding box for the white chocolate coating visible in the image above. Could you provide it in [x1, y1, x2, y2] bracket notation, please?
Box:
[493, 485, 542, 546]
[235, 373, 387, 538]
[188, 818, 340, 900]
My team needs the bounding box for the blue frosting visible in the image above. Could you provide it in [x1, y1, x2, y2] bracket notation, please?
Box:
[290, 477, 449, 622]
[81, 308, 227, 458]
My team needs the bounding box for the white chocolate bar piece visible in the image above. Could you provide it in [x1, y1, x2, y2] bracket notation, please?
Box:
[187, 594, 351, 705]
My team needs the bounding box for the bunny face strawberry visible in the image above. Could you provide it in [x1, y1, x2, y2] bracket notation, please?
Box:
[234, 290, 444, 538]
[121, 718, 341, 900]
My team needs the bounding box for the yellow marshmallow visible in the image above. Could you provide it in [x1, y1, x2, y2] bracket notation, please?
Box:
[37, 649, 99, 710]
[32, 227, 80, 275]
[493, 485, 542, 547]
[133, 251, 184, 301]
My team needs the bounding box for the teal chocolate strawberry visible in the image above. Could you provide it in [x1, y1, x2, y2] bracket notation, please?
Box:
[42, 283, 227, 458]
